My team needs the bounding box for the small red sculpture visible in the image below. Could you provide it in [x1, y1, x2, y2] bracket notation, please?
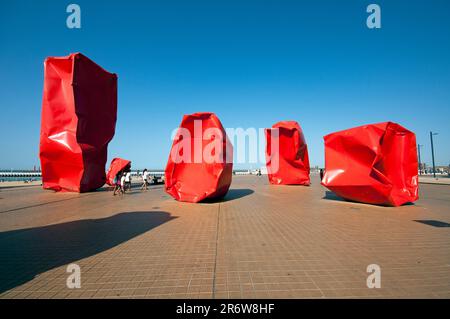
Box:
[106, 158, 131, 186]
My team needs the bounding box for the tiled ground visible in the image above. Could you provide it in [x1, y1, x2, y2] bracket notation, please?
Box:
[0, 175, 449, 299]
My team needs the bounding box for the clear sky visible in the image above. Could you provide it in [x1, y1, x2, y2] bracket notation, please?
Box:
[1, 0, 449, 170]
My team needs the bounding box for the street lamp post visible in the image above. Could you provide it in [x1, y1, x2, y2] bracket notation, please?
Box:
[430, 132, 438, 179]
[417, 144, 423, 175]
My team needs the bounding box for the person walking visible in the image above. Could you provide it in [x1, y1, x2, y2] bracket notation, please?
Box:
[113, 170, 123, 196]
[121, 171, 127, 193]
[125, 170, 132, 191]
[141, 168, 149, 191]
[319, 169, 324, 182]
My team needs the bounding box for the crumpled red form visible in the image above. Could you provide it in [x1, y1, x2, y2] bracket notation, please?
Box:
[39, 53, 117, 192]
[106, 158, 131, 186]
[165, 112, 233, 203]
[322, 122, 419, 206]
[265, 121, 310, 185]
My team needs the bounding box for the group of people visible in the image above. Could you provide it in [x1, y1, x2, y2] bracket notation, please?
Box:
[113, 168, 151, 196]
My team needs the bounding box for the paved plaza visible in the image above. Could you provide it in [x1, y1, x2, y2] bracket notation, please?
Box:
[0, 175, 449, 299]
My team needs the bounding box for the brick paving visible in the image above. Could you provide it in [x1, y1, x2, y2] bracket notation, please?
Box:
[0, 175, 449, 299]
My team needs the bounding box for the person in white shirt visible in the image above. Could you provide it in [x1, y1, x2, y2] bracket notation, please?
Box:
[120, 172, 126, 193]
[141, 168, 149, 190]
[124, 171, 132, 191]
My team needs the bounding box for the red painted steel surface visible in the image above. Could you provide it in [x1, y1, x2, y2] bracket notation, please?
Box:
[322, 122, 419, 206]
[265, 121, 310, 185]
[39, 53, 117, 192]
[106, 158, 131, 186]
[165, 112, 233, 203]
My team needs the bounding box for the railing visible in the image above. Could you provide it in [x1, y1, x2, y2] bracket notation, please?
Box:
[0, 172, 42, 177]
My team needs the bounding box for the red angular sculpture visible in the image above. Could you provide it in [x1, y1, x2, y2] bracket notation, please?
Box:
[106, 158, 131, 186]
[322, 122, 419, 206]
[165, 112, 233, 203]
[39, 53, 117, 192]
[265, 121, 310, 185]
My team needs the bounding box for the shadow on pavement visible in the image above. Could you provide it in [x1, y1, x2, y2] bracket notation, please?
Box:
[223, 189, 254, 201]
[414, 220, 450, 228]
[0, 211, 175, 293]
[323, 191, 416, 208]
[323, 191, 347, 202]
[202, 188, 255, 204]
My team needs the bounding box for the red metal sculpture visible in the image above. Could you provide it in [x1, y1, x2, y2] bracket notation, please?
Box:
[265, 121, 310, 185]
[165, 112, 233, 203]
[322, 122, 419, 206]
[106, 158, 131, 186]
[39, 53, 117, 192]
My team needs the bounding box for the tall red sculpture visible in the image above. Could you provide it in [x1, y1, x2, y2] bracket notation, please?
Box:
[165, 112, 233, 203]
[106, 158, 131, 186]
[322, 122, 419, 206]
[265, 121, 310, 185]
[39, 53, 117, 192]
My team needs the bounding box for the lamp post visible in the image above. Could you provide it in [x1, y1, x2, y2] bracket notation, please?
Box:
[417, 144, 423, 175]
[430, 132, 438, 179]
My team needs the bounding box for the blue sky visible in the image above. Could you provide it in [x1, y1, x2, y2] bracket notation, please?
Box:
[0, 0, 449, 170]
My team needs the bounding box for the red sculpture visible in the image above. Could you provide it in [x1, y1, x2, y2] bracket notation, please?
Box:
[39, 53, 117, 192]
[165, 112, 233, 203]
[322, 122, 419, 206]
[265, 121, 310, 185]
[106, 158, 131, 186]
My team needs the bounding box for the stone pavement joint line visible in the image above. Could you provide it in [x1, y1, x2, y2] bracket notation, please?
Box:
[0, 175, 449, 299]
[212, 203, 221, 299]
